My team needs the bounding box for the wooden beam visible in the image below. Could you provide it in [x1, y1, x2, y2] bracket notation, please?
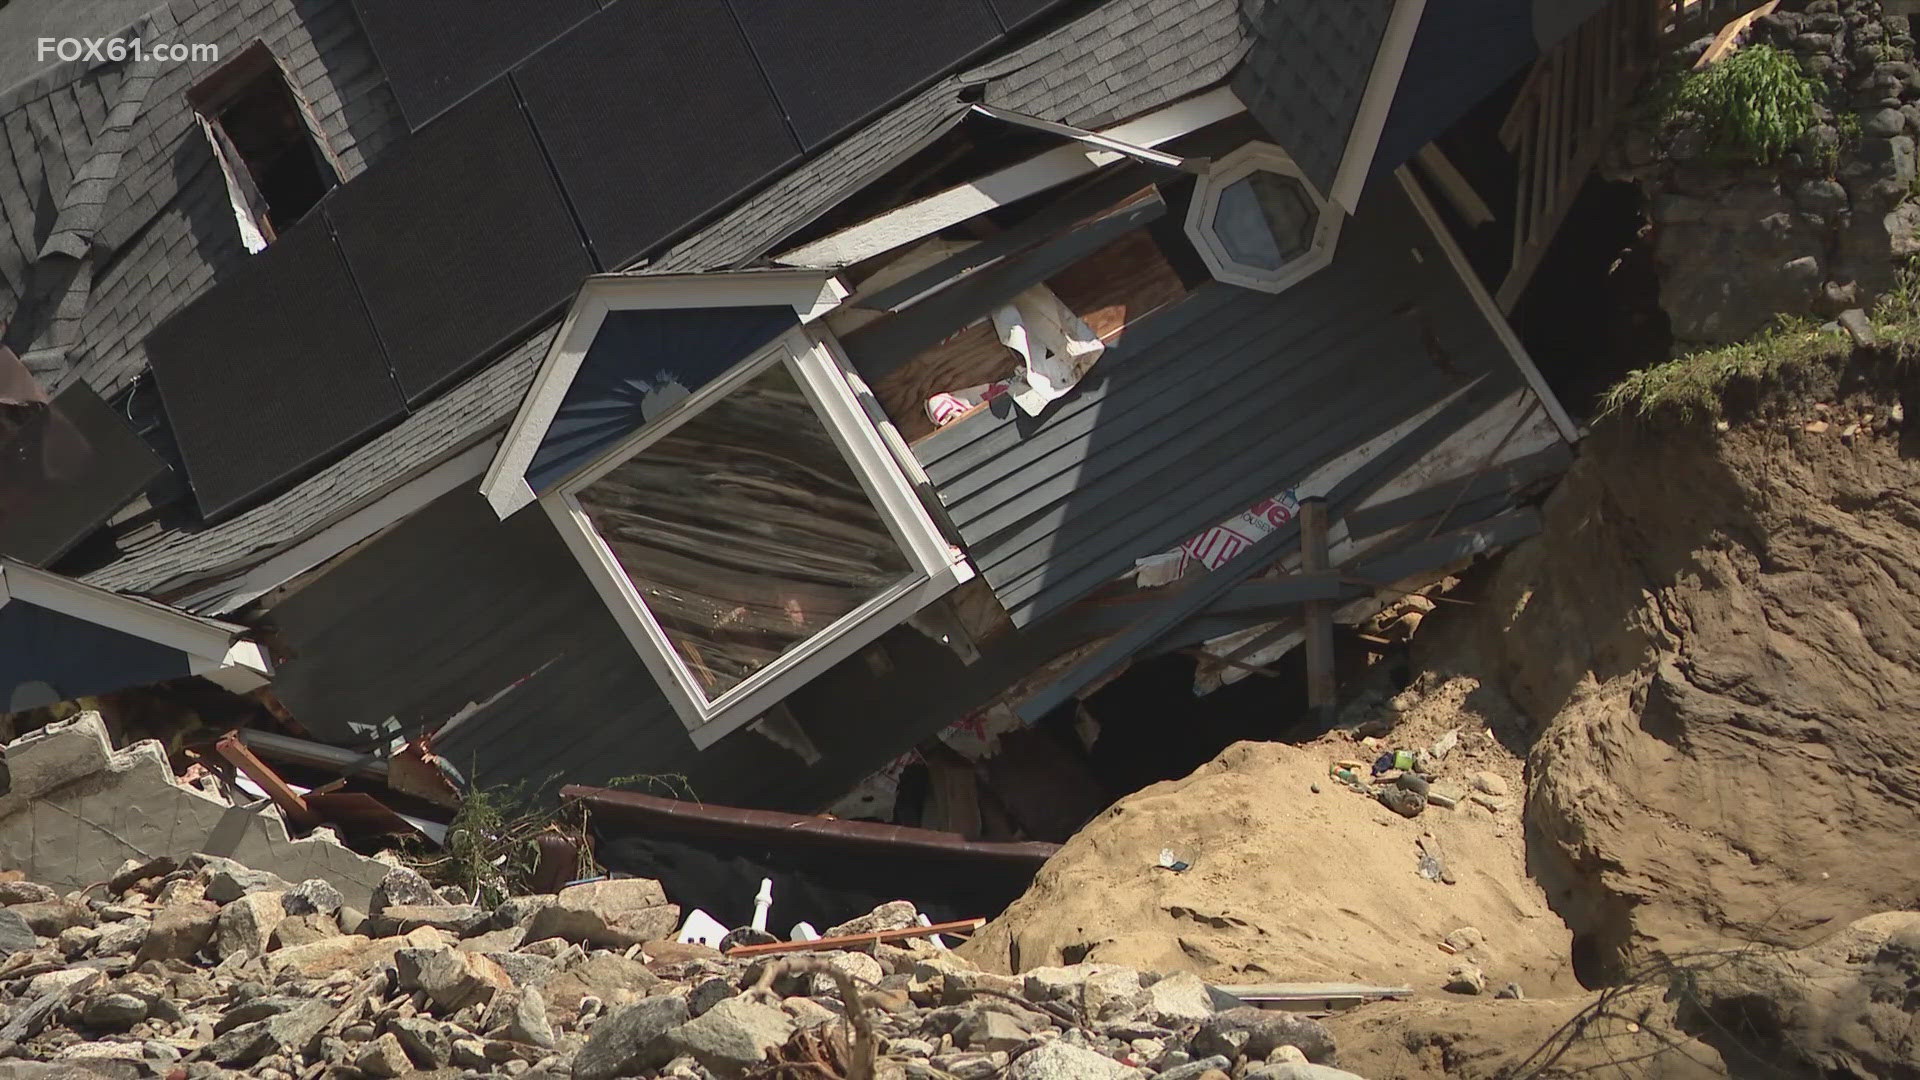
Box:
[1413, 143, 1495, 228]
[1693, 1, 1779, 68]
[1014, 378, 1501, 723]
[214, 732, 322, 828]
[1299, 499, 1335, 720]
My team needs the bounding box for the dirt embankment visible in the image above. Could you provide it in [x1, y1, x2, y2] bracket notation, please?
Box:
[1492, 368, 1920, 982]
[958, 730, 1578, 995]
[967, 357, 1920, 1073]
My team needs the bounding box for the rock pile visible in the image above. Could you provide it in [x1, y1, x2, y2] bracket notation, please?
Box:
[0, 856, 1362, 1080]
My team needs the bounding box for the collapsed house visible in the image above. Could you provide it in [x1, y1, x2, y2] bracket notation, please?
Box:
[0, 0, 1735, 837]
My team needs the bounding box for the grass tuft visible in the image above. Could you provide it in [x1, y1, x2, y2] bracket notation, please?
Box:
[1601, 316, 1830, 421]
[1602, 258, 1920, 423]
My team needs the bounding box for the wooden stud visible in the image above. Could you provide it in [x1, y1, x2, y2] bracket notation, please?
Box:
[1299, 498, 1335, 723]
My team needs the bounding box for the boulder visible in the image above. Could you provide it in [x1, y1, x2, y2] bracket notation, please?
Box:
[0, 881, 58, 905]
[270, 913, 342, 949]
[367, 903, 489, 937]
[369, 866, 441, 913]
[524, 879, 681, 949]
[354, 1032, 412, 1078]
[388, 1016, 452, 1068]
[825, 900, 920, 938]
[0, 907, 39, 957]
[1194, 1009, 1335, 1065]
[538, 952, 661, 1023]
[215, 891, 286, 959]
[1245, 1066, 1368, 1080]
[573, 995, 690, 1080]
[660, 994, 797, 1077]
[198, 856, 292, 903]
[93, 919, 147, 957]
[1138, 972, 1215, 1026]
[280, 879, 344, 917]
[488, 985, 555, 1049]
[134, 900, 218, 964]
[10, 900, 92, 937]
[1007, 1041, 1144, 1080]
[399, 948, 512, 1012]
[1444, 963, 1487, 996]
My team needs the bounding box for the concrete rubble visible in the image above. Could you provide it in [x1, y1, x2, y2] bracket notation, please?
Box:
[0, 853, 1360, 1080]
[0, 715, 389, 911]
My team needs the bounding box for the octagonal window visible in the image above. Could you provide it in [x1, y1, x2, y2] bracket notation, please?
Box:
[1215, 171, 1318, 270]
[1185, 142, 1342, 294]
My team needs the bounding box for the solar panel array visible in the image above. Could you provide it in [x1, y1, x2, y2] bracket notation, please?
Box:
[150, 0, 1076, 519]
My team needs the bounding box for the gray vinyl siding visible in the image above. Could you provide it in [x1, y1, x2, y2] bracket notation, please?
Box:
[914, 176, 1528, 626]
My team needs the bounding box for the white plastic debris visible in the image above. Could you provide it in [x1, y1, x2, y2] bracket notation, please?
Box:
[992, 285, 1105, 417]
[916, 912, 951, 950]
[751, 878, 774, 933]
[677, 909, 728, 947]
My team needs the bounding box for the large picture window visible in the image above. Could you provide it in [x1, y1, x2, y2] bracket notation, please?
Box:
[543, 324, 971, 747]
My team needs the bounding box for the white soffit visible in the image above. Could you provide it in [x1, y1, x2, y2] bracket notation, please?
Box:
[0, 559, 272, 684]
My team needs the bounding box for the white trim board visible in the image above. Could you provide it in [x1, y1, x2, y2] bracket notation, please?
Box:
[0, 559, 272, 684]
[775, 86, 1247, 269]
[481, 270, 845, 520]
[538, 325, 973, 749]
[1396, 166, 1581, 444]
[1329, 0, 1430, 212]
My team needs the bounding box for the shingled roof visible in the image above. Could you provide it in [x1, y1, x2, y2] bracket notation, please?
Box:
[81, 0, 1415, 610]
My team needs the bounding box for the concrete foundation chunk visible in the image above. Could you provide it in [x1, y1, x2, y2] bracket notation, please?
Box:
[0, 716, 386, 910]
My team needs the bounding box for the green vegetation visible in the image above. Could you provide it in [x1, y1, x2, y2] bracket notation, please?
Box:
[1600, 316, 1830, 421]
[1601, 260, 1920, 422]
[1663, 44, 1822, 165]
[408, 779, 592, 906]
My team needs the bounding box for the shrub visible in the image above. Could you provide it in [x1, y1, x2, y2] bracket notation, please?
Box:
[1665, 44, 1821, 165]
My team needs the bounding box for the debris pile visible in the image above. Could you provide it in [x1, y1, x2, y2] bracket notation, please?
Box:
[0, 855, 1368, 1080]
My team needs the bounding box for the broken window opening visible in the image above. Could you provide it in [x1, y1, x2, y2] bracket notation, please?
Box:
[189, 43, 340, 249]
[546, 324, 972, 748]
[574, 360, 913, 698]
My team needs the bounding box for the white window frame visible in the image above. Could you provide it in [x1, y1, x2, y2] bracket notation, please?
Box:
[540, 322, 974, 749]
[1184, 141, 1343, 294]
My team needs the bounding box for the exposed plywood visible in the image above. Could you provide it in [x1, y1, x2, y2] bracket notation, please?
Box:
[1044, 227, 1188, 344]
[873, 323, 1017, 443]
[872, 227, 1189, 443]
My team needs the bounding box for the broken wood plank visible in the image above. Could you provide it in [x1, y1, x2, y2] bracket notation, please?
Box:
[1015, 378, 1502, 723]
[725, 919, 986, 958]
[1299, 498, 1335, 720]
[1694, 1, 1779, 68]
[214, 732, 321, 828]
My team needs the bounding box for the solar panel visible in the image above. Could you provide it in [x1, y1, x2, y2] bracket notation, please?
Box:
[328, 79, 595, 405]
[512, 0, 803, 270]
[146, 217, 405, 521]
[0, 378, 163, 566]
[726, 0, 1003, 150]
[347, 0, 598, 129]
